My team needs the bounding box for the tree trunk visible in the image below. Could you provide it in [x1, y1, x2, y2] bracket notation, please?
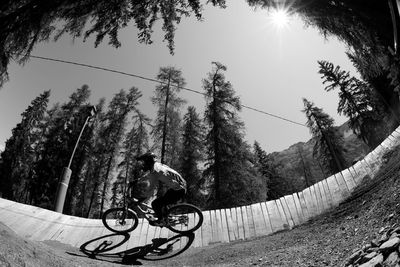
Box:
[99, 156, 113, 218]
[161, 74, 171, 164]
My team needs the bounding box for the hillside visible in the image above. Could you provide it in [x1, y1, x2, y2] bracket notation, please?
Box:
[270, 121, 370, 194]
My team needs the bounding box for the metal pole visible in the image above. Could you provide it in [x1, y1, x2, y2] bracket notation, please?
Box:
[54, 106, 96, 213]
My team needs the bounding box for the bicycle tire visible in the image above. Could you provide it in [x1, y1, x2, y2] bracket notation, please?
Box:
[102, 207, 139, 233]
[166, 203, 203, 234]
[142, 233, 195, 261]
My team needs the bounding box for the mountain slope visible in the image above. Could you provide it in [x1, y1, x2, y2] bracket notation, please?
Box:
[269, 121, 370, 195]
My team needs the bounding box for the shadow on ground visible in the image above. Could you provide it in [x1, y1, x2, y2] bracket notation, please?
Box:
[67, 232, 195, 265]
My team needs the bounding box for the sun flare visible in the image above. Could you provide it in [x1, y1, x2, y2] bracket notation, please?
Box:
[270, 8, 290, 29]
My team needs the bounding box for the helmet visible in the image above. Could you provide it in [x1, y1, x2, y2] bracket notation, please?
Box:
[136, 152, 157, 164]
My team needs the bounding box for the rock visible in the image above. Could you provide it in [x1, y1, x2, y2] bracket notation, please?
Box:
[363, 244, 373, 251]
[380, 227, 387, 234]
[390, 227, 400, 235]
[371, 240, 381, 247]
[380, 233, 390, 244]
[358, 254, 384, 267]
[347, 250, 362, 265]
[384, 251, 400, 266]
[360, 252, 378, 263]
[380, 237, 400, 252]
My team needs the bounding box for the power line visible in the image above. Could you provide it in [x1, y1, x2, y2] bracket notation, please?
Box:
[27, 54, 307, 127]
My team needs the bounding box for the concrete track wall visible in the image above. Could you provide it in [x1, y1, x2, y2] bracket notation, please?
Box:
[1, 126, 400, 248]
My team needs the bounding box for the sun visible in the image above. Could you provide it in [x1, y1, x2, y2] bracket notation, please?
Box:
[269, 8, 290, 29]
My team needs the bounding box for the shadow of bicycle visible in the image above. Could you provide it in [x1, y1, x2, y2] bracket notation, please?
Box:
[74, 231, 195, 265]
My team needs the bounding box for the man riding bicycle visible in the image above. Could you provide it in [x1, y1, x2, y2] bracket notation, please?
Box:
[134, 152, 187, 227]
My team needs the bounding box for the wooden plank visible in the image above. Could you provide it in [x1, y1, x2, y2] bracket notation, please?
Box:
[226, 208, 238, 242]
[145, 224, 157, 245]
[41, 214, 72, 241]
[316, 181, 328, 211]
[341, 169, 356, 192]
[284, 195, 300, 225]
[379, 138, 392, 149]
[333, 173, 350, 200]
[219, 209, 230, 243]
[10, 207, 49, 238]
[260, 202, 273, 234]
[279, 197, 294, 228]
[297, 192, 310, 222]
[241, 206, 251, 239]
[311, 184, 321, 213]
[0, 202, 41, 230]
[387, 132, 398, 142]
[353, 159, 370, 181]
[291, 194, 304, 224]
[325, 175, 342, 206]
[322, 179, 334, 208]
[235, 206, 245, 240]
[246, 205, 256, 239]
[251, 203, 267, 236]
[275, 199, 290, 230]
[348, 166, 362, 186]
[72, 221, 105, 248]
[265, 200, 285, 232]
[317, 180, 331, 211]
[210, 209, 220, 244]
[137, 219, 149, 246]
[0, 198, 17, 208]
[193, 212, 203, 248]
[200, 210, 212, 247]
[56, 216, 88, 246]
[390, 130, 400, 140]
[302, 187, 316, 217]
[28, 212, 65, 241]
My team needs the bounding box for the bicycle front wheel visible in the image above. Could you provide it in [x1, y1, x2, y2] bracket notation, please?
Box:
[166, 203, 203, 234]
[102, 207, 139, 233]
[142, 234, 195, 261]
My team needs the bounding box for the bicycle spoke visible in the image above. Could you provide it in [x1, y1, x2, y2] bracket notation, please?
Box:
[102, 207, 138, 233]
[166, 204, 203, 234]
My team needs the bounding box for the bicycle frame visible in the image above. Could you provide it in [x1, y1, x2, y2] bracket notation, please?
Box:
[129, 198, 157, 222]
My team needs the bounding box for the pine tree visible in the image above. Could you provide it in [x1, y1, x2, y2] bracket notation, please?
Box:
[97, 87, 142, 217]
[113, 110, 151, 207]
[33, 85, 92, 210]
[302, 98, 347, 175]
[151, 66, 186, 167]
[252, 141, 290, 200]
[0, 0, 227, 87]
[203, 62, 265, 208]
[179, 106, 205, 207]
[0, 90, 50, 201]
[297, 146, 314, 188]
[318, 60, 387, 148]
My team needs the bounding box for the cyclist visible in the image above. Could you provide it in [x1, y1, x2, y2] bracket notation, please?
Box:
[135, 152, 187, 227]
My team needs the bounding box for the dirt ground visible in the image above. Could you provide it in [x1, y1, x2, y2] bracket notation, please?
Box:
[1, 148, 400, 267]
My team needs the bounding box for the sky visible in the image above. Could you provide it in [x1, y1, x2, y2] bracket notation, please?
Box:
[0, 1, 359, 154]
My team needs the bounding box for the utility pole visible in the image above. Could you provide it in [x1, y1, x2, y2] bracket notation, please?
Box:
[54, 105, 97, 213]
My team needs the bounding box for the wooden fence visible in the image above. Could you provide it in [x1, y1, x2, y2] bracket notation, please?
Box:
[1, 126, 400, 249]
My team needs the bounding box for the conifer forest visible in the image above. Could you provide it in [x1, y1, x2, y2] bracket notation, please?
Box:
[1, 0, 400, 217]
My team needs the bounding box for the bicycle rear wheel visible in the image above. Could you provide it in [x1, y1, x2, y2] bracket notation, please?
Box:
[102, 207, 139, 233]
[166, 203, 203, 234]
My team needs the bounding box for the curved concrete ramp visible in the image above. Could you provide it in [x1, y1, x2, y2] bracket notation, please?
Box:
[1, 126, 400, 249]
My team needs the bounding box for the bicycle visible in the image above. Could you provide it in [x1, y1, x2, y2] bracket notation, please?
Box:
[102, 197, 203, 234]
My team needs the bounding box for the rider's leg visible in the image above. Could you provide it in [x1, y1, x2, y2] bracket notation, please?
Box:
[152, 189, 185, 220]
